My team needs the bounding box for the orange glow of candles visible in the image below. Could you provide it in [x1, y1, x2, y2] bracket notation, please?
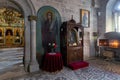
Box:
[109, 40, 119, 48]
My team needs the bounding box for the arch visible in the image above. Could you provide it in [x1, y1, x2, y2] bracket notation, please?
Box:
[0, 0, 37, 72]
[0, 0, 23, 14]
[36, 6, 61, 56]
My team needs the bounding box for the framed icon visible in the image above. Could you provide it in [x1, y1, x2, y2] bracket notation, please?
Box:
[80, 9, 90, 28]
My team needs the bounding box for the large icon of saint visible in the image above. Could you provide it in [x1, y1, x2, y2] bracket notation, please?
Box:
[42, 11, 58, 53]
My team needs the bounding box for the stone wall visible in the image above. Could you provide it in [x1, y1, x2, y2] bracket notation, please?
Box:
[0, 0, 100, 60]
[32, 0, 92, 22]
[31, 0, 99, 60]
[97, 0, 108, 35]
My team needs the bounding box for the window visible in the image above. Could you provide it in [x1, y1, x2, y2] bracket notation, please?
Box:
[114, 12, 120, 32]
[113, 2, 120, 32]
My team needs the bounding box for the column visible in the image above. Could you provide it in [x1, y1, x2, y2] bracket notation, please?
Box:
[28, 15, 39, 72]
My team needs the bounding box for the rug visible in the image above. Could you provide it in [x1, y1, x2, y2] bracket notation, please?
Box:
[68, 61, 89, 70]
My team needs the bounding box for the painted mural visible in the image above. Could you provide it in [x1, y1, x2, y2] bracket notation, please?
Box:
[37, 6, 61, 54]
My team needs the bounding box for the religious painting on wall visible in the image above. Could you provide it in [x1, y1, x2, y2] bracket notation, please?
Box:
[14, 28, 21, 44]
[41, 10, 58, 53]
[80, 9, 90, 28]
[5, 27, 13, 45]
[0, 27, 5, 44]
[37, 6, 61, 54]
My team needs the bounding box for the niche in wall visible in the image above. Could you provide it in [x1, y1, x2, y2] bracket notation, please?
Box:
[36, 6, 61, 54]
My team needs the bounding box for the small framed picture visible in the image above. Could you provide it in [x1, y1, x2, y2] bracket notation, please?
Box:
[80, 9, 90, 28]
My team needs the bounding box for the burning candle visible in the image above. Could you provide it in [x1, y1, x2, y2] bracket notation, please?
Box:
[109, 40, 119, 48]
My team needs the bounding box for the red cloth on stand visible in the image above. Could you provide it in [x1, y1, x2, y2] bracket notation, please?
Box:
[43, 52, 63, 72]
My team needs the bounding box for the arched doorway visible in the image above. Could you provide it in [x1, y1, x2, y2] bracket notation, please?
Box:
[0, 7, 24, 71]
[0, 0, 39, 72]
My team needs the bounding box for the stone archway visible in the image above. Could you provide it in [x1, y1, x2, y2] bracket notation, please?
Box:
[0, 0, 39, 72]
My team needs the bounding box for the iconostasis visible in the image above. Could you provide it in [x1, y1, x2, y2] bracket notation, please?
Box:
[0, 8, 24, 48]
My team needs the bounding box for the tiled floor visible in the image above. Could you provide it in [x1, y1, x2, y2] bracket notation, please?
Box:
[2, 63, 120, 80]
[0, 58, 120, 80]
[0, 49, 120, 80]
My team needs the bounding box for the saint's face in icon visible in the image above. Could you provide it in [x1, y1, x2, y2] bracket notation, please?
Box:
[46, 12, 53, 21]
[6, 29, 13, 36]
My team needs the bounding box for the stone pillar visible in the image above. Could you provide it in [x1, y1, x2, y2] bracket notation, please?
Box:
[28, 15, 39, 72]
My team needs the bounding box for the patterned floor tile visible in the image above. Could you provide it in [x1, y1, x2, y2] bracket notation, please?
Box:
[2, 58, 120, 80]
